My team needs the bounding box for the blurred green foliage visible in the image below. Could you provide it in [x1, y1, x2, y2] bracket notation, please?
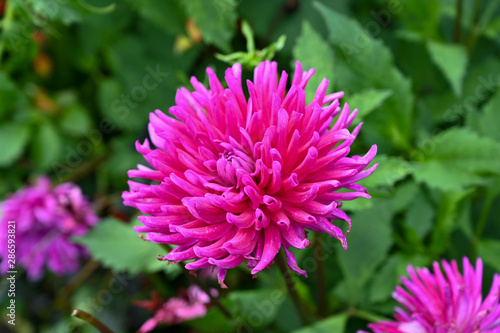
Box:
[1, 0, 500, 332]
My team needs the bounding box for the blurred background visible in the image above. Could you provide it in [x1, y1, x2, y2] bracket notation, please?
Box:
[1, 0, 500, 332]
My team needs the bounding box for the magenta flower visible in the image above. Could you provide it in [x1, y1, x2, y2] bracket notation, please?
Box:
[123, 60, 377, 286]
[137, 285, 214, 332]
[360, 257, 500, 333]
[0, 176, 98, 280]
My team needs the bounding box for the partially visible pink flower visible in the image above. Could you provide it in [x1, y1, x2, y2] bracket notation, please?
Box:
[137, 285, 215, 332]
[0, 176, 98, 280]
[123, 60, 377, 286]
[360, 257, 500, 333]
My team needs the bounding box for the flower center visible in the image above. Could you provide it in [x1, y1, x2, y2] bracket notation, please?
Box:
[216, 151, 255, 186]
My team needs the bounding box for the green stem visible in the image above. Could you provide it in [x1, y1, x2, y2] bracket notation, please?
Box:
[275, 250, 310, 325]
[72, 309, 114, 333]
[314, 232, 327, 317]
[55, 152, 110, 184]
[56, 260, 100, 309]
[241, 20, 255, 53]
[454, 0, 463, 42]
[473, 191, 495, 245]
[466, 0, 483, 52]
[0, 0, 16, 64]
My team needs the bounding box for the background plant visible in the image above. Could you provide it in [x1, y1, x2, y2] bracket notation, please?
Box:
[0, 0, 499, 332]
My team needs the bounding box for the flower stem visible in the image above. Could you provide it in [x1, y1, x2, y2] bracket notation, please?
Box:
[475, 193, 494, 239]
[454, 0, 463, 42]
[0, 0, 15, 64]
[275, 250, 310, 325]
[72, 309, 114, 333]
[56, 260, 100, 309]
[56, 152, 110, 184]
[471, 190, 495, 258]
[160, 244, 233, 319]
[314, 232, 327, 317]
[466, 0, 483, 52]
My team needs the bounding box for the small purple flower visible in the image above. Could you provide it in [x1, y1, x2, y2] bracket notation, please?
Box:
[123, 60, 377, 286]
[137, 285, 215, 332]
[0, 176, 98, 280]
[360, 257, 500, 333]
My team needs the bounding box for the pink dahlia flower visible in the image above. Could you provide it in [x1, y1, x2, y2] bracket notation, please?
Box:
[123, 60, 377, 286]
[0, 176, 98, 280]
[137, 285, 214, 332]
[360, 257, 500, 333]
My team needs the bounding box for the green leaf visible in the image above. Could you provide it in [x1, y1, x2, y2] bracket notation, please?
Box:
[276, 299, 303, 332]
[97, 78, 145, 132]
[427, 41, 468, 96]
[478, 1, 500, 40]
[59, 104, 92, 137]
[103, 136, 145, 190]
[370, 253, 435, 305]
[341, 197, 373, 212]
[404, 190, 435, 239]
[398, 1, 441, 39]
[227, 289, 286, 329]
[369, 255, 401, 303]
[189, 307, 236, 333]
[336, 199, 393, 305]
[346, 89, 393, 125]
[74, 3, 132, 71]
[483, 16, 500, 40]
[314, 2, 414, 151]
[106, 36, 151, 87]
[0, 71, 16, 90]
[477, 89, 500, 141]
[74, 1, 116, 15]
[392, 37, 434, 95]
[132, 0, 185, 35]
[477, 239, 500, 272]
[414, 161, 483, 191]
[392, 180, 419, 214]
[413, 128, 500, 191]
[73, 218, 172, 275]
[358, 155, 413, 189]
[293, 20, 335, 104]
[425, 57, 500, 124]
[0, 123, 30, 167]
[26, 0, 83, 25]
[181, 0, 237, 52]
[105, 33, 185, 126]
[292, 313, 347, 333]
[456, 199, 473, 241]
[430, 189, 474, 255]
[0, 71, 23, 119]
[32, 120, 62, 170]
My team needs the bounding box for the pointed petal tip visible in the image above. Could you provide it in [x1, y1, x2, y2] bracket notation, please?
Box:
[250, 268, 260, 275]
